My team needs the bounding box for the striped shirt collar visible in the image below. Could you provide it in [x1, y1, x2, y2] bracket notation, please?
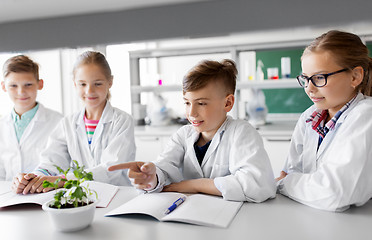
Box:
[306, 94, 357, 138]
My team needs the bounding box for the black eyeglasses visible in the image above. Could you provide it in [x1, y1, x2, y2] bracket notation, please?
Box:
[296, 68, 348, 88]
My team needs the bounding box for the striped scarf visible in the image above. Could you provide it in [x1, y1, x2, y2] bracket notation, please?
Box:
[306, 95, 357, 138]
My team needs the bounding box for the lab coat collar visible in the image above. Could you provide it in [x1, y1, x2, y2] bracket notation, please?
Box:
[185, 116, 230, 176]
[315, 93, 364, 159]
[6, 103, 48, 123]
[186, 131, 204, 177]
[76, 101, 114, 127]
[6, 103, 49, 145]
[201, 116, 230, 167]
[31, 103, 48, 122]
[333, 92, 364, 124]
[76, 101, 113, 153]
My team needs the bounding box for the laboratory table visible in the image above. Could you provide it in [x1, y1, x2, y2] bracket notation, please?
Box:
[0, 184, 371, 240]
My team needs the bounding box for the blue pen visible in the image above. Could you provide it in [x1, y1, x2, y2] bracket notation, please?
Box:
[164, 196, 186, 214]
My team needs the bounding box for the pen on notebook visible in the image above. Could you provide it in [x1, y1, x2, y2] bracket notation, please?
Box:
[164, 196, 186, 215]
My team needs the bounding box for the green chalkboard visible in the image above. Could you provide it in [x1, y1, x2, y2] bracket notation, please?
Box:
[367, 43, 372, 56]
[256, 48, 313, 113]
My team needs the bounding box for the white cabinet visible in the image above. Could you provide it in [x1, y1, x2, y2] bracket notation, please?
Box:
[262, 136, 291, 178]
[134, 125, 181, 162]
[135, 136, 166, 162]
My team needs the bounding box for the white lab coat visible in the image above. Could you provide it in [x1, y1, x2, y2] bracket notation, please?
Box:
[37, 102, 135, 186]
[0, 104, 63, 181]
[278, 93, 372, 211]
[153, 116, 276, 202]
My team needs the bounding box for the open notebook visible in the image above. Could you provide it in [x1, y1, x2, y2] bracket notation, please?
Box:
[105, 192, 243, 228]
[0, 181, 118, 208]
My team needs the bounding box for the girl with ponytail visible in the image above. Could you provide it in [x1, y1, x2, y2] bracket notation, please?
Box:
[277, 30, 372, 211]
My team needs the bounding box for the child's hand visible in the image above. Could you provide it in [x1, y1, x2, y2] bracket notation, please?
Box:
[163, 178, 222, 196]
[12, 173, 36, 194]
[22, 175, 62, 194]
[108, 162, 157, 191]
[275, 171, 288, 182]
[162, 180, 198, 193]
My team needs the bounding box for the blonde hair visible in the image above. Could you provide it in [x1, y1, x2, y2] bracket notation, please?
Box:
[183, 59, 237, 95]
[303, 30, 372, 96]
[3, 55, 40, 80]
[73, 51, 112, 100]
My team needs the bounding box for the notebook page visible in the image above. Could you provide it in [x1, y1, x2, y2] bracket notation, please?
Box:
[0, 190, 56, 208]
[0, 181, 12, 196]
[82, 181, 119, 208]
[0, 181, 118, 208]
[105, 192, 186, 220]
[162, 194, 243, 228]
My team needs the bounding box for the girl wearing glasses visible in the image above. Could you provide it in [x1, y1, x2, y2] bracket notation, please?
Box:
[276, 30, 372, 211]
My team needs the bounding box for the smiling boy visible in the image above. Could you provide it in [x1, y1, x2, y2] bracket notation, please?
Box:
[0, 55, 63, 181]
[109, 59, 276, 202]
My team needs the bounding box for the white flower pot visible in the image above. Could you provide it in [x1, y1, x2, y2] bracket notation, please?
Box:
[42, 199, 98, 232]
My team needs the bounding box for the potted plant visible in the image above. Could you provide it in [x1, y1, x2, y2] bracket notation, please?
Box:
[42, 160, 98, 232]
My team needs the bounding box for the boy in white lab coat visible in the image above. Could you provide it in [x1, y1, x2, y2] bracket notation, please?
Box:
[0, 55, 63, 181]
[109, 59, 276, 202]
[276, 30, 372, 211]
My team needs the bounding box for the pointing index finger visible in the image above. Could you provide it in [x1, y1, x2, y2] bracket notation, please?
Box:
[108, 162, 143, 172]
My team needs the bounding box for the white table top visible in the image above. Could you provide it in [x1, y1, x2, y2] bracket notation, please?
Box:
[1, 184, 371, 240]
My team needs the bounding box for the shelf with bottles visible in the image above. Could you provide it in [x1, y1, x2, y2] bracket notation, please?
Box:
[237, 78, 300, 89]
[131, 85, 182, 94]
[131, 78, 300, 94]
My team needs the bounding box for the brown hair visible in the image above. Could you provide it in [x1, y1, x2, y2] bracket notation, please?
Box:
[2, 55, 39, 80]
[302, 30, 372, 96]
[183, 59, 237, 95]
[73, 51, 112, 99]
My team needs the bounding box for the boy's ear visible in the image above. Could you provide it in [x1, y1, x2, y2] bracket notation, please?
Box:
[37, 79, 44, 90]
[224, 94, 235, 112]
[1, 81, 6, 92]
[108, 75, 113, 88]
[351, 66, 364, 88]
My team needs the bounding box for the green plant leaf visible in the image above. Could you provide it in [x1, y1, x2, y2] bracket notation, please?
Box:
[85, 172, 94, 181]
[55, 165, 65, 174]
[64, 181, 72, 189]
[71, 186, 85, 200]
[42, 181, 54, 188]
[47, 160, 96, 208]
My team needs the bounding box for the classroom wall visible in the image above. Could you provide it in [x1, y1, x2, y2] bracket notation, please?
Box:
[1, 0, 372, 52]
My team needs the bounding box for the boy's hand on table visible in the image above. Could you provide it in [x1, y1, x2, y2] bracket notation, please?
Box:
[163, 178, 222, 196]
[23, 175, 63, 194]
[13, 174, 63, 194]
[12, 173, 36, 194]
[162, 179, 198, 193]
[108, 161, 157, 191]
[275, 171, 288, 182]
